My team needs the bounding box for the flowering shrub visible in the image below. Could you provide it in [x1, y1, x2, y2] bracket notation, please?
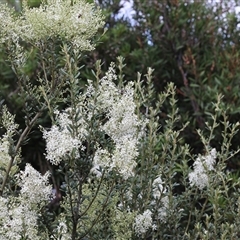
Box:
[0, 0, 240, 239]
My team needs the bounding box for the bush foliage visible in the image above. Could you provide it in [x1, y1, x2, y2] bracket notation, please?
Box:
[0, 0, 240, 239]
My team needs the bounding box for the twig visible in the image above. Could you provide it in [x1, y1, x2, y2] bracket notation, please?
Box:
[0, 110, 43, 196]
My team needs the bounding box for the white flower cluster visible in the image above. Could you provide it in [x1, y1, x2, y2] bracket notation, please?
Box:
[42, 109, 87, 165]
[0, 106, 19, 180]
[0, 5, 15, 44]
[43, 125, 80, 165]
[134, 209, 154, 236]
[1, 0, 104, 53]
[188, 148, 217, 190]
[91, 64, 145, 179]
[0, 202, 39, 240]
[1, 105, 19, 135]
[24, 0, 103, 48]
[151, 176, 169, 222]
[50, 217, 71, 240]
[0, 136, 13, 180]
[152, 175, 165, 199]
[17, 163, 52, 204]
[0, 164, 52, 239]
[157, 196, 169, 222]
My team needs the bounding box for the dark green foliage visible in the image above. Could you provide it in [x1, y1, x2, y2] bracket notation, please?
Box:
[83, 0, 240, 162]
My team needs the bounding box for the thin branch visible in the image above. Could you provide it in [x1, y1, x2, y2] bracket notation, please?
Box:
[79, 171, 105, 218]
[0, 109, 43, 196]
[79, 182, 115, 240]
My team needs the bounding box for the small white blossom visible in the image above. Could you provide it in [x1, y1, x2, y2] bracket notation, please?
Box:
[152, 176, 165, 199]
[1, 106, 19, 135]
[0, 164, 52, 238]
[188, 148, 217, 190]
[92, 148, 111, 169]
[17, 164, 52, 204]
[0, 136, 12, 180]
[111, 140, 138, 179]
[6, 204, 39, 240]
[0, 198, 40, 240]
[0, 5, 16, 44]
[134, 209, 153, 236]
[158, 196, 169, 222]
[0, 106, 20, 180]
[0, 197, 8, 224]
[91, 137, 138, 180]
[204, 148, 216, 171]
[50, 217, 71, 240]
[43, 125, 81, 165]
[42, 108, 86, 165]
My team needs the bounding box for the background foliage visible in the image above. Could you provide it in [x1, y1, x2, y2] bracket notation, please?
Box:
[88, 0, 240, 161]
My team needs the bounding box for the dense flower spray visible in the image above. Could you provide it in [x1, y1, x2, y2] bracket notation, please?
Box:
[188, 148, 217, 190]
[134, 209, 155, 236]
[0, 107, 19, 182]
[1, 0, 104, 51]
[0, 164, 52, 239]
[43, 63, 146, 179]
[17, 163, 52, 204]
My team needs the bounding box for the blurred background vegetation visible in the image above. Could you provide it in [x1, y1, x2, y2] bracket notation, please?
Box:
[1, 0, 240, 173]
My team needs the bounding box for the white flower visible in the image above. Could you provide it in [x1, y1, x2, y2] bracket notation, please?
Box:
[134, 209, 153, 236]
[42, 108, 86, 165]
[0, 5, 16, 44]
[50, 217, 71, 240]
[204, 148, 216, 171]
[92, 138, 138, 179]
[0, 106, 20, 179]
[158, 196, 169, 222]
[92, 148, 111, 169]
[7, 204, 39, 240]
[43, 125, 81, 165]
[1, 105, 19, 135]
[0, 197, 9, 224]
[89, 64, 146, 179]
[0, 199, 40, 240]
[152, 176, 165, 199]
[189, 168, 208, 190]
[17, 164, 52, 204]
[0, 136, 12, 179]
[10, 0, 103, 52]
[90, 164, 103, 178]
[111, 140, 138, 179]
[188, 148, 217, 190]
